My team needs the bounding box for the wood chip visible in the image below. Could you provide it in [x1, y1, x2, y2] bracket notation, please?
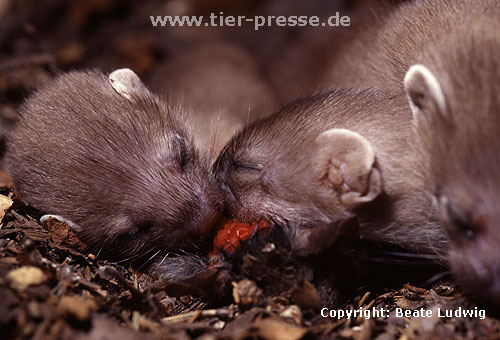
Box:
[7, 266, 47, 291]
[0, 194, 13, 224]
[254, 317, 307, 340]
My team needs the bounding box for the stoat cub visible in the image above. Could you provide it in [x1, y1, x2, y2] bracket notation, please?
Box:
[6, 69, 223, 269]
[215, 88, 447, 259]
[328, 0, 500, 303]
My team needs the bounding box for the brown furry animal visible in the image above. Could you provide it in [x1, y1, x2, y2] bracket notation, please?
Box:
[6, 69, 223, 266]
[403, 5, 500, 304]
[327, 0, 500, 304]
[215, 88, 447, 259]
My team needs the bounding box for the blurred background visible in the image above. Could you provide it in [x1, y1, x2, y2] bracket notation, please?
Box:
[0, 0, 402, 162]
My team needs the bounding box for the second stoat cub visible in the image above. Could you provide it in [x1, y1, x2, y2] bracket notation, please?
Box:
[327, 0, 500, 304]
[215, 88, 447, 259]
[402, 3, 500, 304]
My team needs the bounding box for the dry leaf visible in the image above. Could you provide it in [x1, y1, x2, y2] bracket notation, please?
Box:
[254, 317, 307, 340]
[7, 266, 47, 291]
[57, 295, 97, 321]
[0, 194, 13, 223]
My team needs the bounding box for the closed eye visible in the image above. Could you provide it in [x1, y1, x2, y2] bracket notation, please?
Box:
[441, 195, 476, 239]
[233, 162, 262, 172]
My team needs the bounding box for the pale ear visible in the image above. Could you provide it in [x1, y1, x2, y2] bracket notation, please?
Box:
[314, 128, 382, 209]
[40, 214, 81, 232]
[108, 68, 150, 100]
[404, 64, 447, 126]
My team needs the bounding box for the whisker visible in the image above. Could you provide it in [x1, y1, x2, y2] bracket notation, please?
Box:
[95, 244, 105, 259]
[154, 252, 171, 270]
[425, 270, 453, 285]
[114, 256, 135, 265]
[137, 248, 162, 271]
[114, 251, 142, 264]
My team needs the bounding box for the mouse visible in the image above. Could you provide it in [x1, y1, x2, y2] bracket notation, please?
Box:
[5, 68, 224, 268]
[214, 87, 447, 259]
[325, 0, 500, 304]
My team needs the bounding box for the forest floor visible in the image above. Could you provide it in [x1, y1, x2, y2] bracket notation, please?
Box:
[1, 1, 500, 339]
[1, 183, 499, 340]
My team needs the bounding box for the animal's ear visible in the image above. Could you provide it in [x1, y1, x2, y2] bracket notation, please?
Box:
[314, 128, 382, 209]
[404, 64, 447, 127]
[108, 68, 150, 100]
[40, 214, 81, 232]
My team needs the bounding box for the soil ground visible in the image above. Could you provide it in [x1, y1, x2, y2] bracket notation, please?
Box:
[1, 1, 500, 339]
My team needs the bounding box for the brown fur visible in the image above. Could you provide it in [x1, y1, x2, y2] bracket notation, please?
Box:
[324, 0, 500, 89]
[148, 42, 277, 159]
[407, 5, 500, 304]
[5, 70, 223, 265]
[215, 88, 447, 259]
[327, 0, 500, 303]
